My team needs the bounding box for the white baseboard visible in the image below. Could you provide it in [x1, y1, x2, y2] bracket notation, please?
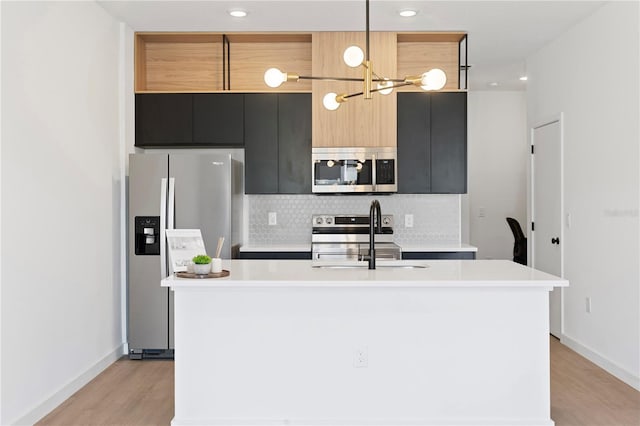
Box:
[13, 343, 127, 426]
[171, 418, 554, 426]
[561, 333, 640, 391]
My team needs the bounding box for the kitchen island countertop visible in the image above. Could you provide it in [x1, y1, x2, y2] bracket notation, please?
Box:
[162, 258, 565, 289]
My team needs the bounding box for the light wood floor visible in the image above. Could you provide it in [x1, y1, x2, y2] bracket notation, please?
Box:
[37, 337, 640, 426]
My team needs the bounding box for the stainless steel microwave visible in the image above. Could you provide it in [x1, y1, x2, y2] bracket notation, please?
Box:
[312, 147, 397, 193]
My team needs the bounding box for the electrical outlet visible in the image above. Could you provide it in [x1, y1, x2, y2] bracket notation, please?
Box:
[479, 207, 486, 218]
[353, 348, 368, 368]
[405, 214, 414, 228]
[268, 212, 277, 226]
[586, 297, 592, 313]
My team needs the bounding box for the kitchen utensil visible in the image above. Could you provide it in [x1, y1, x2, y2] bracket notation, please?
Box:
[215, 237, 224, 258]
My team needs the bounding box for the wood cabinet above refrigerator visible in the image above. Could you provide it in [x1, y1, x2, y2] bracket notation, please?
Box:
[134, 32, 312, 93]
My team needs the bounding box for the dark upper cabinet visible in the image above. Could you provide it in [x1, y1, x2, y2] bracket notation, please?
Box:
[244, 94, 279, 194]
[278, 94, 312, 194]
[244, 93, 312, 194]
[135, 94, 193, 147]
[430, 92, 467, 193]
[398, 93, 431, 193]
[135, 93, 244, 148]
[397, 92, 467, 194]
[193, 94, 244, 146]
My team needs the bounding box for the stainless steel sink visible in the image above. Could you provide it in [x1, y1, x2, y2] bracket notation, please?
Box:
[312, 261, 428, 269]
[378, 264, 428, 269]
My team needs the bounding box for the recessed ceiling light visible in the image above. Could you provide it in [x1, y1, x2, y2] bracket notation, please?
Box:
[399, 9, 418, 17]
[229, 10, 247, 18]
[519, 76, 528, 81]
[489, 82, 499, 87]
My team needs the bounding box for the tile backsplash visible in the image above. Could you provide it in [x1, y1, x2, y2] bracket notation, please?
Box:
[247, 194, 460, 246]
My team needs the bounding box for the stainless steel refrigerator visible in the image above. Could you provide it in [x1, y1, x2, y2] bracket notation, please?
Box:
[128, 152, 239, 359]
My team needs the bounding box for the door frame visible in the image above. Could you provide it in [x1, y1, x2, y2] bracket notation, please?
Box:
[529, 113, 565, 336]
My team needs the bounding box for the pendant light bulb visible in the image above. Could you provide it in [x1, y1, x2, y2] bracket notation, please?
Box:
[264, 68, 286, 88]
[420, 68, 447, 91]
[323, 93, 341, 111]
[377, 79, 393, 95]
[343, 46, 365, 68]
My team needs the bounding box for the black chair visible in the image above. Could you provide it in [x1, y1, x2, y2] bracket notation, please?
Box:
[506, 217, 527, 265]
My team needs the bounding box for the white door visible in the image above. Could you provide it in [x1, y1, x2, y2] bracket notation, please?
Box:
[532, 118, 563, 338]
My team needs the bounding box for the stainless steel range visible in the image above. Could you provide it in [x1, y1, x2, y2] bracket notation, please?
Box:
[311, 214, 402, 262]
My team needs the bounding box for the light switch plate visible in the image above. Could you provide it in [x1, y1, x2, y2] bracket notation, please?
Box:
[405, 214, 414, 228]
[268, 212, 277, 226]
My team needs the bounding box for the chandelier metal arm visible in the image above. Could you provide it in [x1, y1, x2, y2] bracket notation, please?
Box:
[341, 81, 415, 102]
[298, 75, 367, 82]
[372, 82, 414, 92]
[296, 75, 406, 83]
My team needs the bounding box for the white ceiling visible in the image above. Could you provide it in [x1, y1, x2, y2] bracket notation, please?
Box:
[97, 0, 607, 91]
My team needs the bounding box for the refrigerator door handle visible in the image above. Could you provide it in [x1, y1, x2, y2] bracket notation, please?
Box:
[160, 178, 168, 279]
[168, 178, 175, 231]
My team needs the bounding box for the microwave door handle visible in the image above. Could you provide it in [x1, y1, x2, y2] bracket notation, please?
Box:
[371, 153, 377, 192]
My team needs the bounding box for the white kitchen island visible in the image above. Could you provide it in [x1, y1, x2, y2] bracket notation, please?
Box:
[162, 259, 568, 426]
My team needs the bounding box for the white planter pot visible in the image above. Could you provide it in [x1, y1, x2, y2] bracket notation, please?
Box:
[193, 263, 211, 275]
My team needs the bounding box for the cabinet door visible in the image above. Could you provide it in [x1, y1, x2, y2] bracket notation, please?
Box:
[397, 93, 430, 193]
[312, 32, 397, 148]
[430, 92, 467, 193]
[244, 94, 278, 194]
[193, 94, 244, 146]
[278, 94, 312, 194]
[135, 94, 192, 147]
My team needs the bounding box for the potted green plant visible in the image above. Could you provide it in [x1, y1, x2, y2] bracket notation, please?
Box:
[192, 254, 212, 275]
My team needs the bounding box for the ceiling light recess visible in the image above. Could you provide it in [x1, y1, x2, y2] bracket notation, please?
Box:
[228, 9, 247, 18]
[399, 9, 418, 17]
[263, 0, 447, 111]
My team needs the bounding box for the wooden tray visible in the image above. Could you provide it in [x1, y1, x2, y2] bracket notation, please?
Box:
[176, 270, 230, 279]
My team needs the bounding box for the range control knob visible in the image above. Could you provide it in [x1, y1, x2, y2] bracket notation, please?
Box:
[326, 217, 333, 224]
[382, 217, 391, 226]
[315, 217, 324, 225]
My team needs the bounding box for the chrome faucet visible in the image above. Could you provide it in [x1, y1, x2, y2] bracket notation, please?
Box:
[368, 199, 382, 270]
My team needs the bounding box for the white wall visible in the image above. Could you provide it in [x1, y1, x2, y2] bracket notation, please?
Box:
[1, 2, 124, 424]
[467, 91, 528, 260]
[527, 1, 639, 389]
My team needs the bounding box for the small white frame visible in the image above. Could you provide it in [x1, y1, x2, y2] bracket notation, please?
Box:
[165, 229, 207, 273]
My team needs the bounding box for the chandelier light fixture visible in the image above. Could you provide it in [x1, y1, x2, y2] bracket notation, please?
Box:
[263, 0, 447, 110]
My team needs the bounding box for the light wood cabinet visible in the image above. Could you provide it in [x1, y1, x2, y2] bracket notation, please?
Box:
[135, 33, 223, 92]
[135, 33, 312, 93]
[311, 32, 397, 148]
[396, 32, 466, 92]
[227, 34, 312, 92]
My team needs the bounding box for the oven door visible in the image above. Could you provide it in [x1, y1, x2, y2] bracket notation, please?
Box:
[311, 243, 361, 261]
